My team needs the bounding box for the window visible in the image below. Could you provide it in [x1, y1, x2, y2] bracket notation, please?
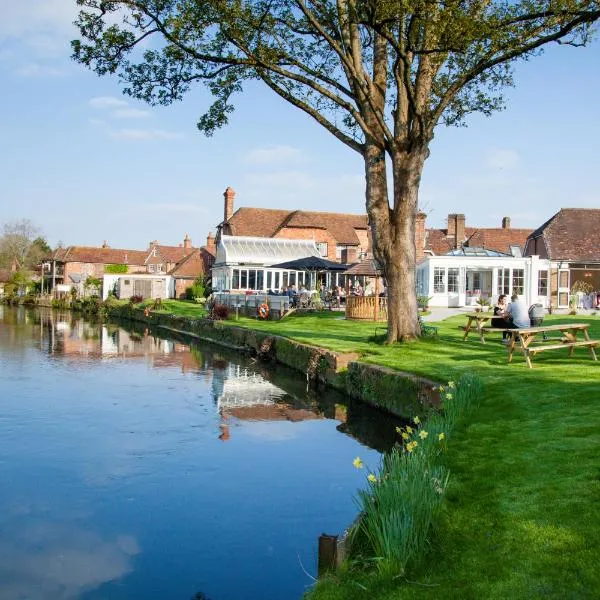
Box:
[282, 272, 289, 288]
[257, 270, 264, 290]
[316, 242, 328, 257]
[124, 280, 130, 286]
[289, 272, 296, 286]
[448, 268, 459, 293]
[153, 248, 158, 256]
[433, 267, 445, 293]
[249, 270, 256, 290]
[240, 270, 248, 289]
[266, 271, 272, 289]
[472, 272, 481, 291]
[273, 272, 280, 289]
[512, 268, 524, 295]
[538, 270, 548, 296]
[499, 268, 510, 295]
[559, 270, 569, 288]
[148, 264, 155, 273]
[232, 269, 240, 289]
[336, 245, 347, 259]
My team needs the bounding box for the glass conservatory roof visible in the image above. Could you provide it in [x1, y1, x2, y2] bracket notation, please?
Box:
[216, 235, 321, 266]
[445, 247, 511, 257]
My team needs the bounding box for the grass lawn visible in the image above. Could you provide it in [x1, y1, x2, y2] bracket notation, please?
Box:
[152, 303, 600, 598]
[141, 298, 207, 318]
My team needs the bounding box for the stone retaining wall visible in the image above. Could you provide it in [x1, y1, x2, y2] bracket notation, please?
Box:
[106, 305, 439, 418]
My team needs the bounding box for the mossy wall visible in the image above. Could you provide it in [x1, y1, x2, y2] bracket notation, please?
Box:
[106, 305, 438, 418]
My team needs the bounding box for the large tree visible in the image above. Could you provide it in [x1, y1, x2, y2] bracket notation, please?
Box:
[72, 0, 599, 341]
[0, 219, 49, 271]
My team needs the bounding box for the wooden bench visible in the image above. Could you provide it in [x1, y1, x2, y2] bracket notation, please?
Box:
[507, 323, 598, 368]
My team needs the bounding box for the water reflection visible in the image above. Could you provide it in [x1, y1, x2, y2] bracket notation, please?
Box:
[0, 307, 400, 600]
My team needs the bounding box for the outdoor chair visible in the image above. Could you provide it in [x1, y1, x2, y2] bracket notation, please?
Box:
[418, 316, 439, 337]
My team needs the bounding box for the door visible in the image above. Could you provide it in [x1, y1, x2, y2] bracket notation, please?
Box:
[558, 269, 570, 308]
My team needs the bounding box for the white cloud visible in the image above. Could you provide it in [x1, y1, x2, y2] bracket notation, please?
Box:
[110, 128, 182, 141]
[15, 63, 64, 77]
[0, 1, 79, 38]
[89, 96, 129, 109]
[242, 145, 308, 166]
[485, 148, 520, 170]
[111, 107, 152, 119]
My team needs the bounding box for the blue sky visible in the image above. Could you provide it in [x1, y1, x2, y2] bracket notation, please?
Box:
[0, 1, 599, 250]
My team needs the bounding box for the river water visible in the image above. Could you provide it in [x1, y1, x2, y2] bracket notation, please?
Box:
[0, 306, 399, 600]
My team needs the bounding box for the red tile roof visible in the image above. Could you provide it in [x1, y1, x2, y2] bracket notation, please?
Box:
[52, 246, 148, 265]
[150, 244, 197, 264]
[425, 227, 533, 255]
[225, 208, 369, 245]
[525, 208, 600, 262]
[169, 248, 215, 278]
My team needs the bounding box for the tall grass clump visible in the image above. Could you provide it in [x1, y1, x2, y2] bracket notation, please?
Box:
[349, 373, 482, 576]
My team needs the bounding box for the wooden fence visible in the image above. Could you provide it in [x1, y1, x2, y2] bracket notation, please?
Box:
[345, 296, 388, 321]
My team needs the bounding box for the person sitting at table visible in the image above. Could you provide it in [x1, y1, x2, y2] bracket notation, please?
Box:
[506, 293, 530, 330]
[492, 294, 510, 341]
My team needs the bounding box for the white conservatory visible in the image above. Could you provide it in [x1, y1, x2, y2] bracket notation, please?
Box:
[416, 248, 551, 308]
[212, 235, 323, 292]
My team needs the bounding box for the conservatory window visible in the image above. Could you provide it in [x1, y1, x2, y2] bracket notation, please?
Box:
[512, 269, 524, 295]
[240, 270, 248, 289]
[433, 267, 445, 293]
[538, 270, 548, 296]
[448, 268, 459, 293]
[232, 269, 240, 289]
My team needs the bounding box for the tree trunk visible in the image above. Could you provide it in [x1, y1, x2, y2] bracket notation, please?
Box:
[364, 144, 425, 343]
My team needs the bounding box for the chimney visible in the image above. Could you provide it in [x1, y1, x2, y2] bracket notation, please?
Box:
[223, 186, 236, 222]
[206, 232, 216, 254]
[102, 240, 109, 248]
[415, 212, 426, 260]
[447, 213, 465, 249]
[149, 240, 159, 249]
[502, 216, 511, 229]
[183, 233, 192, 249]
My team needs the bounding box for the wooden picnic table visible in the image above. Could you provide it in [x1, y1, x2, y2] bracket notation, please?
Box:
[461, 312, 496, 343]
[507, 323, 598, 368]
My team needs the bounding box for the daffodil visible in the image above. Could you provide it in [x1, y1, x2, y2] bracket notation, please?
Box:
[445, 393, 453, 400]
[413, 416, 421, 425]
[367, 473, 377, 483]
[448, 381, 456, 389]
[438, 385, 445, 393]
[405, 425, 413, 434]
[401, 432, 409, 440]
[406, 441, 418, 453]
[419, 430, 429, 440]
[395, 426, 403, 434]
[353, 457, 364, 469]
[438, 432, 446, 441]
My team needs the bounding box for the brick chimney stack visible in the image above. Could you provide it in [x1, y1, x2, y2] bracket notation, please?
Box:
[183, 233, 192, 249]
[205, 231, 216, 253]
[502, 216, 511, 229]
[447, 213, 465, 249]
[415, 212, 426, 260]
[102, 240, 109, 248]
[223, 186, 236, 222]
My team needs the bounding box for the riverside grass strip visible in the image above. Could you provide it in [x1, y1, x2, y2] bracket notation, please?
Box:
[107, 301, 600, 599]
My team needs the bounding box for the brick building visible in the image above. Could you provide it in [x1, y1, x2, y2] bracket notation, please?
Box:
[218, 187, 370, 263]
[524, 208, 600, 308]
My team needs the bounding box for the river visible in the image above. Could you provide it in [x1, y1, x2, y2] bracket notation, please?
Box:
[0, 306, 399, 600]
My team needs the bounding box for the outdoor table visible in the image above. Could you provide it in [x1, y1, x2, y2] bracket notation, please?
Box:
[507, 323, 598, 368]
[461, 312, 495, 343]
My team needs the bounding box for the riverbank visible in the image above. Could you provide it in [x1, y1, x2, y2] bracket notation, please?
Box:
[104, 300, 600, 599]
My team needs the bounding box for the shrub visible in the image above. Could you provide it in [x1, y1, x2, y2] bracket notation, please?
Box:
[211, 303, 229, 320]
[129, 294, 144, 304]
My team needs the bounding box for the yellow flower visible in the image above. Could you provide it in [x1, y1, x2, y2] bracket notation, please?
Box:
[419, 430, 429, 440]
[438, 385, 445, 393]
[413, 416, 421, 425]
[405, 425, 413, 434]
[395, 426, 403, 434]
[445, 393, 453, 400]
[406, 441, 418, 453]
[448, 381, 456, 389]
[367, 473, 377, 483]
[401, 432, 409, 440]
[353, 457, 364, 469]
[438, 432, 445, 441]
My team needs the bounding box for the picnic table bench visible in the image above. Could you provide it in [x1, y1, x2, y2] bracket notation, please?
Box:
[507, 323, 598, 368]
[460, 313, 508, 343]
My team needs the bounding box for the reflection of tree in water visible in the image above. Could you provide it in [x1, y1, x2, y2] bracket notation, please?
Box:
[192, 593, 212, 600]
